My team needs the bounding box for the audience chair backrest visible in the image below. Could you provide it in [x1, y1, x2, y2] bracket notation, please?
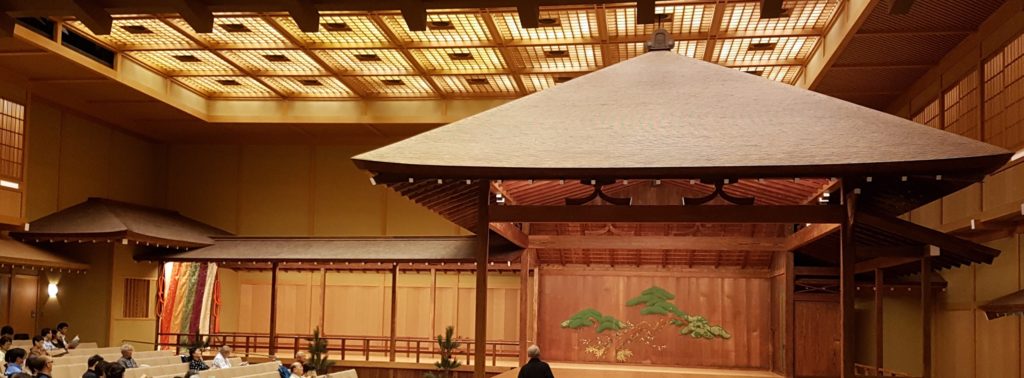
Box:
[324, 369, 357, 378]
[51, 362, 87, 378]
[76, 342, 100, 350]
[197, 361, 279, 378]
[67, 347, 123, 356]
[135, 355, 185, 367]
[122, 362, 189, 378]
[233, 372, 280, 378]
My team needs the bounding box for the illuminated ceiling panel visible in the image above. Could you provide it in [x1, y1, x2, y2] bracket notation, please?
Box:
[64, 2, 845, 100]
[259, 76, 356, 98]
[409, 47, 506, 72]
[173, 17, 291, 48]
[712, 36, 819, 64]
[721, 0, 840, 34]
[219, 49, 327, 75]
[347, 75, 436, 97]
[434, 75, 518, 97]
[606, 4, 715, 40]
[521, 73, 583, 93]
[313, 49, 413, 74]
[381, 13, 492, 45]
[175, 76, 277, 98]
[273, 15, 389, 47]
[68, 18, 197, 50]
[125, 50, 240, 75]
[492, 9, 600, 43]
[511, 45, 602, 72]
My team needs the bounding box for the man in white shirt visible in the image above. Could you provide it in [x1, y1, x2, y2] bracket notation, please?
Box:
[211, 346, 232, 369]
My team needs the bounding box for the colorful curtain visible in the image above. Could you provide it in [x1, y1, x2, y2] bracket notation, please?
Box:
[158, 262, 219, 347]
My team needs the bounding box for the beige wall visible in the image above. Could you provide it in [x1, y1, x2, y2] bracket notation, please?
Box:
[165, 144, 466, 237]
[109, 245, 159, 347]
[37, 243, 114, 346]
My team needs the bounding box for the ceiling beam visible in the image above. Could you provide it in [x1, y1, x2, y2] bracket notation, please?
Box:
[529, 235, 787, 251]
[856, 211, 1001, 263]
[400, 0, 427, 31]
[795, 0, 881, 89]
[760, 0, 785, 19]
[490, 222, 528, 249]
[288, 0, 320, 32]
[888, 0, 914, 15]
[68, 0, 112, 35]
[489, 205, 845, 224]
[855, 256, 919, 274]
[636, 0, 655, 24]
[173, 0, 214, 33]
[516, 0, 539, 28]
[783, 223, 839, 251]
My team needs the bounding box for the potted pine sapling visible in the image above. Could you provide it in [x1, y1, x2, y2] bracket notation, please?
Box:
[424, 326, 461, 378]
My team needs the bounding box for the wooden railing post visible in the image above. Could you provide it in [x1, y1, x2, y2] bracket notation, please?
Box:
[389, 263, 398, 362]
[473, 181, 491, 378]
[269, 263, 279, 357]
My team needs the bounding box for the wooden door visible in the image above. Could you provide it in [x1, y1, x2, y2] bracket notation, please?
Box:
[10, 275, 39, 334]
[795, 297, 840, 378]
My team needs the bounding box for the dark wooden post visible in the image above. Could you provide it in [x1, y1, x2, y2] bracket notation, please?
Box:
[840, 185, 858, 378]
[785, 252, 795, 376]
[921, 251, 932, 378]
[874, 268, 884, 376]
[155, 261, 164, 351]
[389, 263, 398, 362]
[319, 268, 327, 332]
[269, 262, 279, 356]
[518, 249, 530, 365]
[473, 181, 491, 378]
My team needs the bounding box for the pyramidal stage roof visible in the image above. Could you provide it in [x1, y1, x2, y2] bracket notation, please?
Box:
[354, 51, 1011, 181]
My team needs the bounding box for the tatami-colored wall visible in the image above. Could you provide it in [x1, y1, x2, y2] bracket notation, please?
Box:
[164, 144, 466, 237]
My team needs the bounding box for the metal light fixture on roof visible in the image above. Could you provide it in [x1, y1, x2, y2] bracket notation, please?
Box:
[644, 28, 674, 52]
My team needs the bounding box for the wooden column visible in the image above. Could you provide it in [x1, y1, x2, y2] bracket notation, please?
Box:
[155, 261, 165, 351]
[921, 252, 932, 378]
[389, 263, 398, 362]
[785, 252, 795, 376]
[430, 268, 437, 339]
[319, 268, 327, 332]
[473, 181, 491, 378]
[269, 263, 279, 356]
[874, 268, 884, 376]
[839, 188, 858, 378]
[518, 249, 530, 365]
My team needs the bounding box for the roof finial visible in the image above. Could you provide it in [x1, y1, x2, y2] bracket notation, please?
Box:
[644, 28, 674, 52]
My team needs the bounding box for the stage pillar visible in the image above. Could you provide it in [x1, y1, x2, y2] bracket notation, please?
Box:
[473, 181, 491, 378]
[518, 249, 530, 365]
[155, 261, 164, 351]
[269, 262, 279, 356]
[389, 263, 398, 362]
[921, 251, 932, 378]
[785, 251, 795, 376]
[840, 187, 858, 378]
[874, 268, 883, 376]
[319, 268, 327, 332]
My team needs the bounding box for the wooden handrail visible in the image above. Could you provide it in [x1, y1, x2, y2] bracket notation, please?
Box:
[853, 363, 912, 377]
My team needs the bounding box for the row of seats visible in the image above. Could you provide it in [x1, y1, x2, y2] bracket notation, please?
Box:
[148, 361, 280, 378]
[323, 370, 357, 378]
[55, 357, 244, 378]
[54, 350, 174, 366]
[123, 358, 244, 378]
[10, 340, 100, 350]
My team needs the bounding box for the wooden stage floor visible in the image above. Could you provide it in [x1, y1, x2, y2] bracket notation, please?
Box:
[493, 363, 781, 378]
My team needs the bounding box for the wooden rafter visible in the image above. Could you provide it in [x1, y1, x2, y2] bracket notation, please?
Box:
[287, 0, 321, 32]
[855, 256, 918, 274]
[490, 222, 528, 249]
[172, 0, 214, 33]
[490, 205, 846, 224]
[529, 235, 786, 251]
[760, 0, 785, 19]
[783, 223, 839, 251]
[69, 0, 112, 35]
[0, 12, 13, 38]
[888, 0, 915, 15]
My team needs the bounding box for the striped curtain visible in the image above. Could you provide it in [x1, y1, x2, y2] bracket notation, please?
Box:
[158, 262, 219, 347]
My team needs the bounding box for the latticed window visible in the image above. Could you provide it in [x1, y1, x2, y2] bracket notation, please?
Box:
[912, 98, 941, 129]
[123, 278, 151, 318]
[0, 98, 24, 186]
[983, 34, 1024, 150]
[943, 70, 980, 140]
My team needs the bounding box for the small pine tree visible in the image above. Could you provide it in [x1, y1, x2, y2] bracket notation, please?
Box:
[307, 327, 334, 375]
[177, 331, 210, 356]
[424, 326, 461, 378]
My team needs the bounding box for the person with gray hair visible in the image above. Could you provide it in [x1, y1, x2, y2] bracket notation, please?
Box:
[117, 344, 137, 369]
[517, 345, 554, 378]
[211, 345, 232, 369]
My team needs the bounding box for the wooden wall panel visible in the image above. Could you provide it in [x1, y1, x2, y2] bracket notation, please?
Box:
[794, 298, 839, 377]
[940, 183, 982, 226]
[312, 146, 386, 236]
[166, 145, 241, 234]
[239, 145, 312, 236]
[975, 312, 1020, 378]
[537, 269, 771, 369]
[933, 310, 975, 378]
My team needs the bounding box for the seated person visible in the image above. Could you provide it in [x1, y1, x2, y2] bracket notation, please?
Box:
[83, 355, 104, 378]
[103, 362, 126, 378]
[278, 351, 309, 378]
[0, 327, 11, 341]
[211, 346, 231, 369]
[186, 348, 209, 372]
[117, 345, 137, 369]
[25, 356, 52, 378]
[28, 337, 48, 358]
[287, 362, 303, 378]
[0, 337, 11, 355]
[4, 348, 26, 377]
[38, 330, 55, 352]
[53, 323, 76, 350]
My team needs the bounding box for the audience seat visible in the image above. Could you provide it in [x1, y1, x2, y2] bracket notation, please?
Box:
[324, 369, 357, 378]
[196, 361, 280, 378]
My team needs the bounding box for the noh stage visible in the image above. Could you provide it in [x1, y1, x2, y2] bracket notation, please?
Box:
[494, 363, 781, 378]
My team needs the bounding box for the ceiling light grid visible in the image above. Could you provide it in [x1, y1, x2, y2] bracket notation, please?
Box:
[520, 73, 583, 92]
[736, 65, 802, 83]
[434, 75, 519, 97]
[273, 14, 390, 47]
[313, 49, 414, 74]
[720, 0, 840, 35]
[124, 50, 241, 75]
[348, 75, 437, 98]
[605, 3, 715, 41]
[175, 76, 277, 98]
[492, 9, 600, 44]
[67, 18, 197, 51]
[259, 76, 356, 98]
[511, 44, 602, 72]
[173, 16, 292, 48]
[381, 13, 492, 45]
[713, 36, 818, 64]
[409, 47, 507, 73]
[219, 49, 328, 75]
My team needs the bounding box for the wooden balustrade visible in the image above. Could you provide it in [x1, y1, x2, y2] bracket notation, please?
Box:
[156, 332, 518, 367]
[853, 363, 912, 377]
